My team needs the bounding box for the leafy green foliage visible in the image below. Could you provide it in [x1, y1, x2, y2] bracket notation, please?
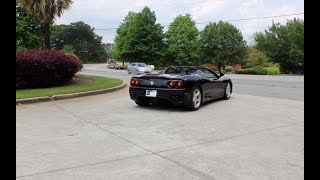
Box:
[262, 62, 280, 68]
[16, 6, 44, 49]
[61, 44, 76, 54]
[264, 67, 280, 75]
[244, 47, 269, 68]
[199, 21, 247, 72]
[114, 7, 166, 65]
[237, 66, 267, 75]
[17, 0, 73, 48]
[211, 67, 219, 71]
[165, 14, 200, 66]
[237, 66, 280, 75]
[105, 43, 115, 59]
[254, 18, 304, 73]
[51, 21, 108, 63]
[225, 66, 234, 72]
[113, 12, 137, 61]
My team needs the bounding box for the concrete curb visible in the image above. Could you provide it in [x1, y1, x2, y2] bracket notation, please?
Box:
[16, 82, 126, 105]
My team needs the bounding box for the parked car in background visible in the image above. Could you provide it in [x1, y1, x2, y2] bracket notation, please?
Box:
[127, 62, 153, 74]
[148, 65, 155, 70]
[107, 62, 127, 69]
[107, 62, 117, 69]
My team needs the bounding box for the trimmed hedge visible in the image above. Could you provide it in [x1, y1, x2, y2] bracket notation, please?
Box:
[237, 66, 268, 75]
[225, 66, 234, 72]
[211, 67, 219, 71]
[264, 67, 280, 75]
[16, 49, 83, 89]
[237, 66, 280, 75]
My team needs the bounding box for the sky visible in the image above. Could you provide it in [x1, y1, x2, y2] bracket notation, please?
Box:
[56, 0, 304, 45]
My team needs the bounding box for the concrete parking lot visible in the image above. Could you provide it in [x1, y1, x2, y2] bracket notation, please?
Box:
[16, 64, 304, 179]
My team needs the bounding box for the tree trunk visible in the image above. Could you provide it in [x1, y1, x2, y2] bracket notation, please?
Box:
[44, 22, 50, 49]
[217, 65, 221, 73]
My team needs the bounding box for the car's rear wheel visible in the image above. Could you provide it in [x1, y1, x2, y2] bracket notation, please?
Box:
[135, 100, 149, 106]
[186, 87, 202, 111]
[223, 82, 231, 100]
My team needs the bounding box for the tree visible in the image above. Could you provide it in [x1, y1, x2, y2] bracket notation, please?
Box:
[114, 7, 166, 65]
[165, 14, 200, 66]
[113, 12, 137, 61]
[254, 18, 304, 73]
[16, 6, 44, 49]
[105, 43, 115, 59]
[61, 44, 75, 54]
[51, 21, 108, 63]
[244, 46, 269, 68]
[17, 0, 73, 49]
[199, 21, 247, 72]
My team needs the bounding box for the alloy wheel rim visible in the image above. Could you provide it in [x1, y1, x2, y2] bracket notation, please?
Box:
[193, 89, 201, 108]
[226, 83, 231, 98]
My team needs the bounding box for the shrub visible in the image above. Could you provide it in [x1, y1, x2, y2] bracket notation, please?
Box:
[244, 47, 269, 68]
[238, 68, 254, 74]
[254, 66, 268, 75]
[61, 44, 76, 54]
[211, 67, 219, 71]
[264, 66, 280, 75]
[237, 66, 268, 75]
[154, 66, 167, 70]
[16, 49, 83, 89]
[205, 63, 215, 68]
[225, 66, 234, 72]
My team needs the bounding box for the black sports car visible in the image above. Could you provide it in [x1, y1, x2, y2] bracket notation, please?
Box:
[129, 66, 233, 110]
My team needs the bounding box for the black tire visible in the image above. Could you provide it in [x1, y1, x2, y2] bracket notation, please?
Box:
[135, 100, 149, 106]
[223, 82, 231, 100]
[185, 86, 202, 111]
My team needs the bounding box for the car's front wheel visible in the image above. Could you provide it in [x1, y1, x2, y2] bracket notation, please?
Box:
[186, 87, 202, 111]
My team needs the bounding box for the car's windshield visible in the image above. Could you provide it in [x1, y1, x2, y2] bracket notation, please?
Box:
[137, 63, 147, 67]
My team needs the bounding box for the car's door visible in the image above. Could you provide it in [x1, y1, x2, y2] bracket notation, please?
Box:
[200, 68, 224, 98]
[203, 74, 220, 98]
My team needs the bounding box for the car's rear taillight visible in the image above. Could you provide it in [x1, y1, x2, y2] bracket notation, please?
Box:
[130, 79, 135, 86]
[169, 81, 176, 88]
[176, 81, 183, 88]
[168, 80, 184, 88]
[130, 79, 140, 86]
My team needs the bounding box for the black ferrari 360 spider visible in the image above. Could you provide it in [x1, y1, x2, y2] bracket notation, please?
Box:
[129, 66, 232, 111]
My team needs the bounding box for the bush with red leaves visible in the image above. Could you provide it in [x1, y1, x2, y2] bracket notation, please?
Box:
[16, 49, 83, 89]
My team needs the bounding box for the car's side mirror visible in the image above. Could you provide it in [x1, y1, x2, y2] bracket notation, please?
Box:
[220, 72, 224, 77]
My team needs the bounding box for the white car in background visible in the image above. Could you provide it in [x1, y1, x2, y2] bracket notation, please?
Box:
[148, 65, 155, 70]
[127, 62, 153, 74]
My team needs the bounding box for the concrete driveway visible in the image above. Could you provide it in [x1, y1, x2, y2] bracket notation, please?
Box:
[16, 81, 304, 179]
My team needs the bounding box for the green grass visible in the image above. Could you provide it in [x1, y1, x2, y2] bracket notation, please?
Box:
[16, 75, 123, 99]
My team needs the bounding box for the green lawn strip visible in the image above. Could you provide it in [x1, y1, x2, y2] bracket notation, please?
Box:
[16, 75, 123, 99]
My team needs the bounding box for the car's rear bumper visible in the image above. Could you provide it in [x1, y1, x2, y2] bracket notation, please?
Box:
[129, 86, 191, 106]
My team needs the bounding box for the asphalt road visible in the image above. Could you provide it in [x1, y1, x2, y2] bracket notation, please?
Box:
[16, 63, 304, 179]
[81, 64, 304, 101]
